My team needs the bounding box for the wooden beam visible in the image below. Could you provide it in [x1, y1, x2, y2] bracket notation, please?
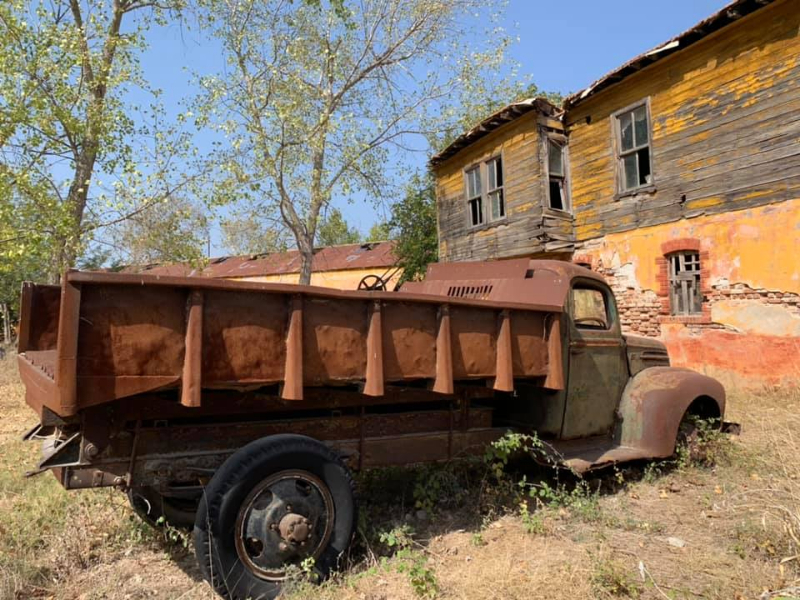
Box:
[364, 300, 384, 397]
[282, 294, 304, 401]
[180, 289, 204, 408]
[433, 304, 453, 395]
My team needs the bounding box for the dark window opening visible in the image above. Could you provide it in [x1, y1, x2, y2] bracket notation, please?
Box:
[466, 166, 483, 226]
[487, 157, 505, 221]
[547, 139, 569, 211]
[616, 103, 653, 192]
[668, 251, 702, 315]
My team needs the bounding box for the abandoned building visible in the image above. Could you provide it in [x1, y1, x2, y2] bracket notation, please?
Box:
[126, 241, 401, 290]
[430, 0, 800, 387]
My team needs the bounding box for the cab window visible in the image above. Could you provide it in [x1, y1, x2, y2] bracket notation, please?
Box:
[572, 287, 610, 330]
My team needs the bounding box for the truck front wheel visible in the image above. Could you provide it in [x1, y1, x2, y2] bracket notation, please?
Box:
[194, 434, 356, 600]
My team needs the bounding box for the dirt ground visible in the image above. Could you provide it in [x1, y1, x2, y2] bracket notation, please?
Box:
[1, 352, 798, 600]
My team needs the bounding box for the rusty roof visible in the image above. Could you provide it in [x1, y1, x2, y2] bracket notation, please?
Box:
[126, 241, 398, 279]
[563, 0, 776, 110]
[429, 97, 559, 167]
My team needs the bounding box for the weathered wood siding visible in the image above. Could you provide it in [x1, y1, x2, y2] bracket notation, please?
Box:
[434, 112, 574, 262]
[566, 0, 800, 242]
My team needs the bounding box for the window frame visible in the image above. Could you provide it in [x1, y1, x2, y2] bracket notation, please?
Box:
[542, 131, 571, 213]
[570, 280, 617, 333]
[611, 97, 655, 197]
[667, 251, 703, 316]
[463, 154, 506, 228]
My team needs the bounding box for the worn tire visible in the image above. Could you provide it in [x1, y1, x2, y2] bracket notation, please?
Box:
[194, 434, 356, 600]
[127, 486, 198, 530]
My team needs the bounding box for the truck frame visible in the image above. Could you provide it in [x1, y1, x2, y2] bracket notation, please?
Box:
[17, 258, 727, 600]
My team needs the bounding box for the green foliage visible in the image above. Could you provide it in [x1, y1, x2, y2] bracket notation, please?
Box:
[366, 221, 392, 242]
[316, 208, 361, 247]
[194, 0, 519, 283]
[519, 500, 545, 534]
[484, 431, 545, 479]
[0, 0, 202, 298]
[591, 556, 642, 598]
[378, 524, 415, 550]
[389, 174, 438, 282]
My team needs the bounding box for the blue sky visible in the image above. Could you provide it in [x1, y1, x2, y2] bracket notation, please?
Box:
[135, 0, 729, 252]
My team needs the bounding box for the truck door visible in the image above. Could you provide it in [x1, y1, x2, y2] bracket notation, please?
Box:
[561, 280, 627, 439]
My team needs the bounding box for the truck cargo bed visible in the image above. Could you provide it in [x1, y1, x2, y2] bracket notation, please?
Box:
[18, 260, 566, 418]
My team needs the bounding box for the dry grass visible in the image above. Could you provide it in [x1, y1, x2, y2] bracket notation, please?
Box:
[0, 351, 798, 600]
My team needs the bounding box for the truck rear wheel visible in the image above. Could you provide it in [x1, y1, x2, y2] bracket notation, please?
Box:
[194, 434, 356, 600]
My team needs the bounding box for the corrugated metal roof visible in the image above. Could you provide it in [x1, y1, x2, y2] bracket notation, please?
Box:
[125, 241, 398, 279]
[563, 0, 776, 110]
[429, 97, 559, 166]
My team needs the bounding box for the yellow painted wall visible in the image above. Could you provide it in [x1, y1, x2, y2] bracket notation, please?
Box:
[580, 198, 800, 295]
[229, 267, 403, 291]
[566, 0, 800, 241]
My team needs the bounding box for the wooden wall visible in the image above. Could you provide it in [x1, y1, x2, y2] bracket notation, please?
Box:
[433, 112, 574, 262]
[566, 0, 800, 242]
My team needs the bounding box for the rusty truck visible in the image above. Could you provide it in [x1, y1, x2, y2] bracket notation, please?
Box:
[16, 258, 726, 600]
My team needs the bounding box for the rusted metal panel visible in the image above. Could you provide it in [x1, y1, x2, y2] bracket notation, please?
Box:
[180, 290, 204, 408]
[616, 367, 726, 456]
[18, 260, 582, 417]
[55, 279, 81, 416]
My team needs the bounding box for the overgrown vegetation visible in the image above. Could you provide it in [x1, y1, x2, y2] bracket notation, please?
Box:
[1, 352, 798, 599]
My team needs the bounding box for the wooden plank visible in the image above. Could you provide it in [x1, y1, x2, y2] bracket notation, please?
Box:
[433, 305, 454, 394]
[493, 310, 514, 392]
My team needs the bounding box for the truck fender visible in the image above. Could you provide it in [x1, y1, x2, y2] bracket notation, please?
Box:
[615, 367, 726, 458]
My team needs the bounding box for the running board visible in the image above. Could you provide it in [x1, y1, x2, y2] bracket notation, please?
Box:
[543, 435, 655, 474]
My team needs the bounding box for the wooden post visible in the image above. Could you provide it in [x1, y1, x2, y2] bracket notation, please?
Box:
[433, 304, 453, 395]
[364, 300, 384, 397]
[493, 310, 514, 392]
[282, 294, 304, 401]
[55, 278, 81, 416]
[180, 289, 204, 408]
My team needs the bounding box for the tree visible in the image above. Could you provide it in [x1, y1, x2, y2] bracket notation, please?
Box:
[110, 196, 208, 265]
[195, 0, 516, 284]
[219, 209, 290, 257]
[316, 208, 361, 247]
[0, 0, 197, 287]
[366, 221, 392, 242]
[389, 174, 437, 282]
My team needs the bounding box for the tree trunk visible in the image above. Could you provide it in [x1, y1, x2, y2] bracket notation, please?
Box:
[1, 302, 11, 344]
[297, 237, 314, 286]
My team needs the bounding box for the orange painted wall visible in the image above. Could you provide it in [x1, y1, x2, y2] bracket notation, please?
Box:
[579, 199, 800, 386]
[582, 199, 800, 295]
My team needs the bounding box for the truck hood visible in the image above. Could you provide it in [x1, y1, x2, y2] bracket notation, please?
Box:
[624, 334, 670, 375]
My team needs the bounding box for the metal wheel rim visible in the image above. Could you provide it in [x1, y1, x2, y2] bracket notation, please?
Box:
[234, 469, 335, 581]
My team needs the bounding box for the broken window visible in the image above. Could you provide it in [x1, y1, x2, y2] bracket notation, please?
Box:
[669, 251, 702, 315]
[466, 166, 483, 226]
[465, 156, 505, 227]
[615, 102, 652, 193]
[547, 139, 569, 211]
[572, 287, 610, 330]
[487, 157, 505, 221]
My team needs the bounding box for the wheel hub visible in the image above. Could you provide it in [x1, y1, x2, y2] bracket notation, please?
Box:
[279, 512, 312, 544]
[234, 469, 334, 581]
